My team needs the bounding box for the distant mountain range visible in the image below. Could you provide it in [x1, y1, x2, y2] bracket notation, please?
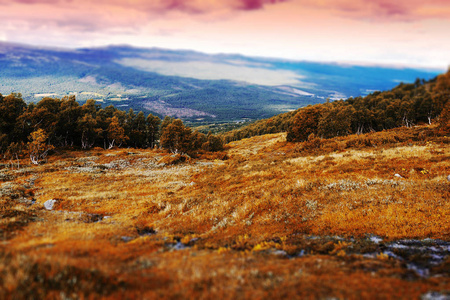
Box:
[0, 42, 441, 124]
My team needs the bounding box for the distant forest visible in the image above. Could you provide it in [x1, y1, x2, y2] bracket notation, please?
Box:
[222, 70, 450, 143]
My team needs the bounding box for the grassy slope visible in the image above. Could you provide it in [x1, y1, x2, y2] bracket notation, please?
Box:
[0, 126, 449, 298]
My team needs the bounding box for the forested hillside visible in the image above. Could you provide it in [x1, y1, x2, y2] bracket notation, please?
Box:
[222, 70, 450, 143]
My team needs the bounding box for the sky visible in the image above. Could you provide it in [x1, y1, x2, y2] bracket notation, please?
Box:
[0, 0, 449, 70]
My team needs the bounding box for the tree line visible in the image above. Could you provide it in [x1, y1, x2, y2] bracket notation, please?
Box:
[2, 70, 449, 164]
[0, 95, 223, 164]
[222, 70, 450, 143]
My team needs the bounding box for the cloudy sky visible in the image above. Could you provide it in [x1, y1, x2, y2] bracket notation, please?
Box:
[0, 0, 449, 69]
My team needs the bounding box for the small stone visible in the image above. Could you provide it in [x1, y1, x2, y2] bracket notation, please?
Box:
[121, 236, 134, 242]
[44, 199, 57, 210]
[369, 235, 383, 244]
[271, 249, 288, 257]
[421, 291, 450, 300]
[172, 242, 187, 251]
[447, 175, 450, 182]
[394, 174, 403, 178]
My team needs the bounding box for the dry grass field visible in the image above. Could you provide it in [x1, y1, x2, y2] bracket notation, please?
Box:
[1, 126, 449, 299]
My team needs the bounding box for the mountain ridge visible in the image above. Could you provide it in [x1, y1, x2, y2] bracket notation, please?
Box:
[0, 41, 441, 124]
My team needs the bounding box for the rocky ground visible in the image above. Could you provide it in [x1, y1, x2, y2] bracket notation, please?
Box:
[1, 128, 449, 299]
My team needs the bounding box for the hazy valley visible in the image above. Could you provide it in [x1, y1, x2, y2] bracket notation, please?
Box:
[0, 42, 441, 126]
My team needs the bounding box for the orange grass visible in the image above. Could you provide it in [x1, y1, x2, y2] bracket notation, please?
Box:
[1, 126, 449, 298]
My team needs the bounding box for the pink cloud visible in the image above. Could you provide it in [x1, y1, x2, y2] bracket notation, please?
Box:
[2, 0, 447, 23]
[0, 0, 60, 4]
[0, 0, 289, 13]
[121, 0, 291, 14]
[298, 0, 450, 21]
[237, 0, 288, 11]
[0, 0, 293, 34]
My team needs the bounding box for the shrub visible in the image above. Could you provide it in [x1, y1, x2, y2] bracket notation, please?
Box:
[158, 154, 191, 165]
[438, 101, 450, 135]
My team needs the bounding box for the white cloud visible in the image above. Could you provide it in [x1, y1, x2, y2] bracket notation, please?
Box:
[0, 0, 448, 70]
[116, 58, 305, 86]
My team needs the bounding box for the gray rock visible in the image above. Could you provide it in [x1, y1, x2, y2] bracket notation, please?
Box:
[44, 199, 57, 210]
[394, 173, 403, 178]
[421, 291, 450, 300]
[171, 242, 187, 251]
[447, 175, 450, 182]
[369, 235, 383, 244]
[121, 236, 134, 242]
[271, 249, 288, 257]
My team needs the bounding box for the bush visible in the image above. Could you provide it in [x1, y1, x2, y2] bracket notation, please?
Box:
[286, 105, 325, 142]
[158, 154, 191, 165]
[438, 101, 450, 135]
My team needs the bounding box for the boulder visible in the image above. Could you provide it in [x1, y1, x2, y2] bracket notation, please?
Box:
[44, 199, 57, 210]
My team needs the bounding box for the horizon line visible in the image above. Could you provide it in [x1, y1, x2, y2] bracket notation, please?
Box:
[0, 40, 446, 73]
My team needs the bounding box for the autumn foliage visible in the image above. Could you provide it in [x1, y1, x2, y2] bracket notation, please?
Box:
[438, 100, 450, 134]
[223, 70, 450, 143]
[286, 104, 325, 142]
[28, 129, 54, 165]
[0, 95, 223, 163]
